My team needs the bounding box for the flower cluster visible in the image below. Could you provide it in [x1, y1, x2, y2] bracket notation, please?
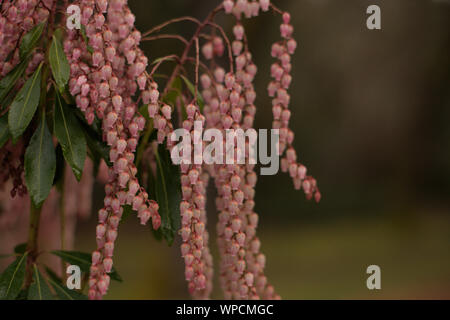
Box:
[201, 16, 277, 301]
[269, 12, 321, 202]
[0, 0, 47, 77]
[64, 0, 161, 299]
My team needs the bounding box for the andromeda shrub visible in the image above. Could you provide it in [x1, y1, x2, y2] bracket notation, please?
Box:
[0, 0, 320, 300]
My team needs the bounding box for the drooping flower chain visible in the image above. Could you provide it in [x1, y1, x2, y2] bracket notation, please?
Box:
[64, 0, 162, 299]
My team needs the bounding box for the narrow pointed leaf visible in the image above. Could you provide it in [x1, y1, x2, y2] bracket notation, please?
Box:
[27, 265, 54, 300]
[54, 93, 86, 180]
[47, 278, 87, 300]
[0, 252, 28, 300]
[51, 251, 122, 282]
[49, 35, 70, 92]
[44, 266, 87, 300]
[0, 58, 30, 106]
[8, 63, 42, 141]
[180, 75, 204, 111]
[25, 115, 56, 207]
[19, 22, 46, 59]
[154, 144, 181, 246]
[0, 113, 9, 148]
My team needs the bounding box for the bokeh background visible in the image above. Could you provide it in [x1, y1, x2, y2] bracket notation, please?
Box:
[6, 0, 450, 299]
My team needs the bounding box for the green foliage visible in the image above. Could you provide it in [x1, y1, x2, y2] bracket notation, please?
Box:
[44, 266, 87, 300]
[49, 35, 70, 93]
[0, 113, 9, 148]
[7, 63, 43, 141]
[14, 243, 27, 255]
[51, 250, 122, 282]
[0, 54, 30, 106]
[0, 253, 28, 300]
[54, 93, 87, 181]
[24, 113, 56, 207]
[19, 22, 46, 59]
[180, 75, 204, 111]
[27, 265, 53, 300]
[153, 144, 182, 246]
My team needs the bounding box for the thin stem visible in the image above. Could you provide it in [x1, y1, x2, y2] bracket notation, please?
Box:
[25, 202, 43, 287]
[142, 16, 202, 37]
[206, 21, 234, 72]
[149, 54, 180, 77]
[142, 34, 189, 46]
[270, 3, 284, 15]
[59, 171, 66, 280]
[185, 57, 215, 80]
[194, 37, 199, 102]
[163, 4, 224, 95]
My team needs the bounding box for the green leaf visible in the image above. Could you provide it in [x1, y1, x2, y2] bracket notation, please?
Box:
[180, 75, 204, 111]
[27, 265, 54, 300]
[154, 143, 182, 246]
[0, 252, 28, 300]
[48, 278, 87, 300]
[54, 93, 86, 181]
[151, 56, 175, 65]
[49, 35, 70, 92]
[24, 114, 56, 207]
[19, 22, 45, 59]
[0, 113, 9, 148]
[44, 267, 87, 300]
[0, 57, 30, 106]
[14, 243, 27, 255]
[51, 251, 122, 282]
[7, 63, 42, 141]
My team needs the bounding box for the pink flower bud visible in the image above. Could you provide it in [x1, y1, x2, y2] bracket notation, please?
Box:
[104, 241, 114, 257]
[233, 24, 244, 41]
[96, 224, 106, 239]
[92, 251, 101, 265]
[224, 0, 234, 13]
[105, 112, 118, 128]
[132, 195, 144, 211]
[139, 209, 151, 225]
[236, 232, 246, 246]
[103, 258, 113, 273]
[99, 208, 108, 223]
[231, 218, 242, 233]
[245, 272, 254, 286]
[118, 172, 130, 188]
[202, 42, 213, 60]
[161, 104, 172, 119]
[186, 104, 196, 119]
[188, 169, 199, 185]
[152, 214, 161, 230]
[181, 227, 191, 242]
[195, 274, 206, 289]
[128, 122, 139, 137]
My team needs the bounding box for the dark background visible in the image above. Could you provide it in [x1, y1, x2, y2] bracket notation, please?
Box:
[73, 0, 450, 299]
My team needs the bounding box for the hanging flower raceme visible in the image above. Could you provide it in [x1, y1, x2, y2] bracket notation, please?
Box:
[0, 0, 320, 301]
[63, 0, 161, 299]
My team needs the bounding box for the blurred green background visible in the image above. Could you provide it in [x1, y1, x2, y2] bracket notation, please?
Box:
[73, 0, 450, 299]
